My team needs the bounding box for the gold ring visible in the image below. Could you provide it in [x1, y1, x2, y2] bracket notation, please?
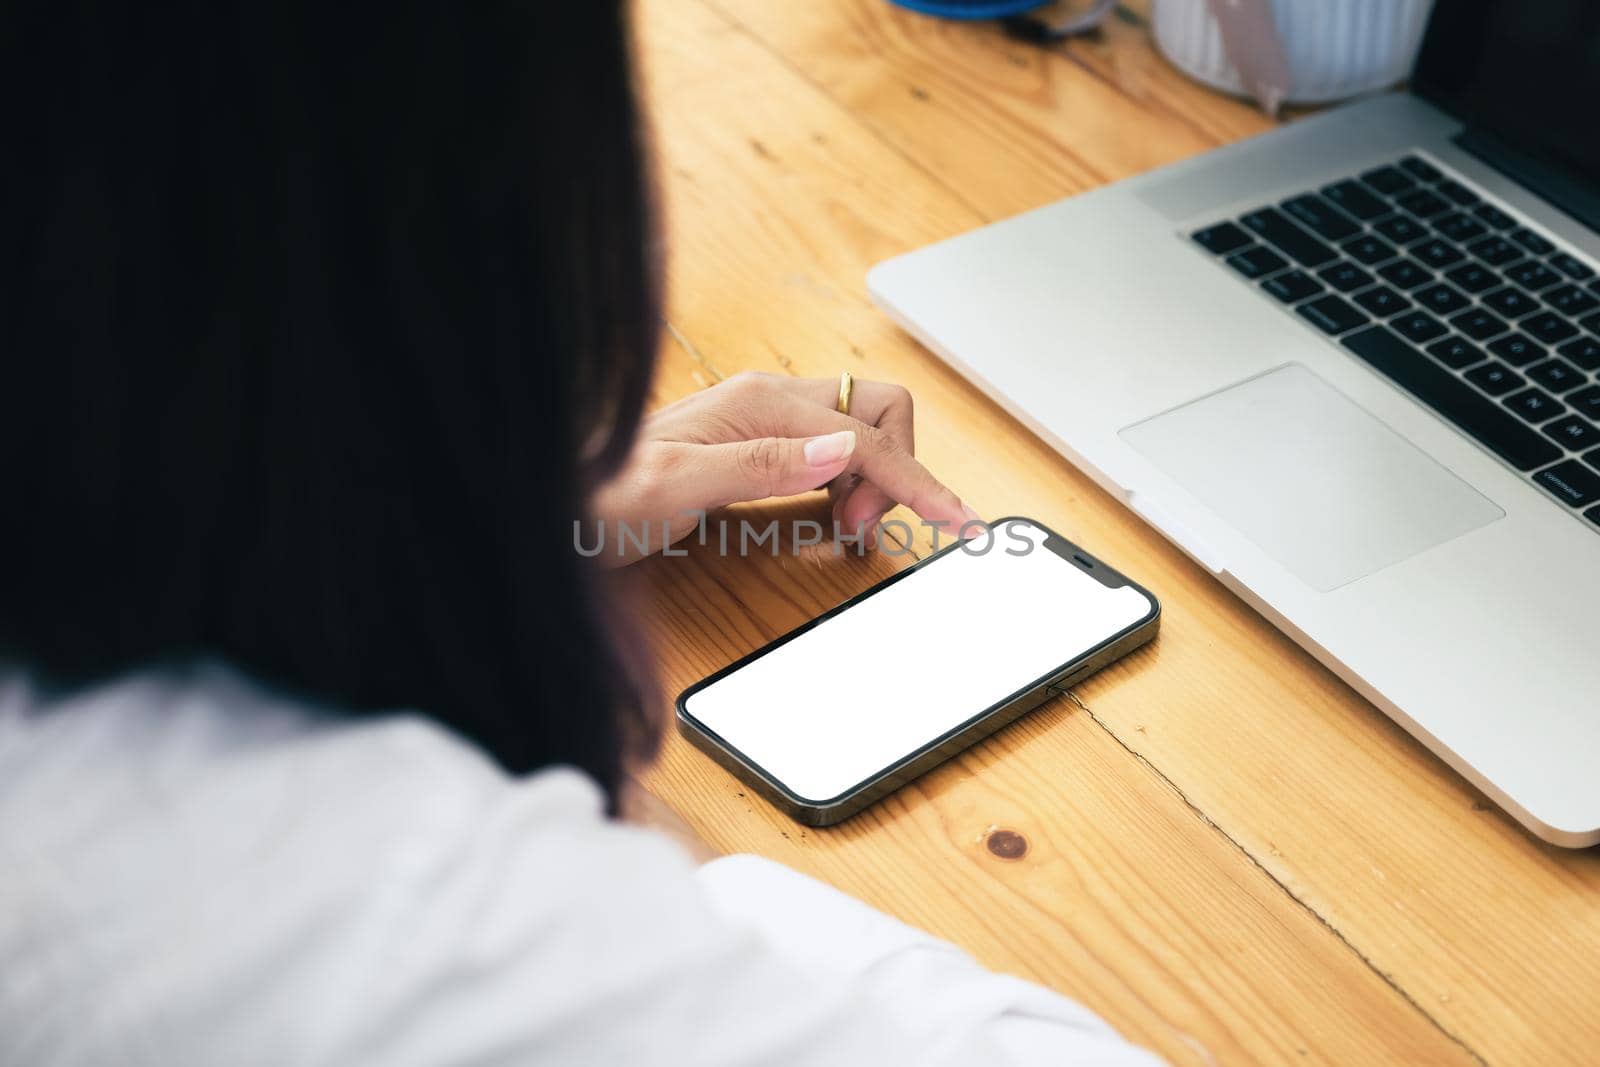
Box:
[836, 371, 854, 415]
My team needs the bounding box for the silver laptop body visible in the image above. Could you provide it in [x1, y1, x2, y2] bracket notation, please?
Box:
[870, 89, 1600, 847]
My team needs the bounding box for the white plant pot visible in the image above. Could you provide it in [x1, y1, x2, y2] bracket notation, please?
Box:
[1152, 0, 1437, 106]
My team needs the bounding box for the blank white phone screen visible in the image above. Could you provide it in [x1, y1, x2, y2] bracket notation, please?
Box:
[681, 519, 1153, 804]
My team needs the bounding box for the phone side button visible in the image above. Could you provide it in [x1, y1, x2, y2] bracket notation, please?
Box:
[1045, 665, 1091, 694]
[1126, 491, 1228, 576]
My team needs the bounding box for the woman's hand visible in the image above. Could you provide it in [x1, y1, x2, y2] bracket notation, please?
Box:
[592, 372, 977, 565]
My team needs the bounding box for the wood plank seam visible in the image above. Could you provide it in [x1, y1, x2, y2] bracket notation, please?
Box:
[1066, 686, 1491, 1067]
[1047, 21, 1233, 153]
[698, 0, 997, 225]
[664, 318, 730, 382]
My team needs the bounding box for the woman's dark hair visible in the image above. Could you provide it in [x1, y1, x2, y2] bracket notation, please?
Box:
[0, 3, 660, 797]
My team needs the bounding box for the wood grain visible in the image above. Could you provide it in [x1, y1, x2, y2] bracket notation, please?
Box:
[629, 1, 1600, 1063]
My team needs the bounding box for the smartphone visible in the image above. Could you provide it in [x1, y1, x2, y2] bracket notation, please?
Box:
[676, 517, 1160, 826]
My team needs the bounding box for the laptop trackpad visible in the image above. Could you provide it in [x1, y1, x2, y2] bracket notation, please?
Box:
[1119, 364, 1504, 592]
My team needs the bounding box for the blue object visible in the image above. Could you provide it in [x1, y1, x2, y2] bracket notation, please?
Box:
[887, 0, 1050, 19]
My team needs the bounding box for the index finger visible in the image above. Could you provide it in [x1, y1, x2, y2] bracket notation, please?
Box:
[776, 394, 978, 536]
[770, 376, 936, 529]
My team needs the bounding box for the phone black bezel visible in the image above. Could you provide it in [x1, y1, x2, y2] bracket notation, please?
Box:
[674, 516, 1161, 825]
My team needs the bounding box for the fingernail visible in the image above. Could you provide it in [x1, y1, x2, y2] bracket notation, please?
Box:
[959, 503, 985, 539]
[803, 430, 856, 467]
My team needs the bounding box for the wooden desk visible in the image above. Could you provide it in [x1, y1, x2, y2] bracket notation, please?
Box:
[625, 2, 1600, 1062]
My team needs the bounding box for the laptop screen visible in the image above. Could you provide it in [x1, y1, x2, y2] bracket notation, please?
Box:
[1414, 1, 1600, 219]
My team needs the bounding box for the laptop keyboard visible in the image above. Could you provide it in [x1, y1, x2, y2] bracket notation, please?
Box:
[1190, 155, 1600, 531]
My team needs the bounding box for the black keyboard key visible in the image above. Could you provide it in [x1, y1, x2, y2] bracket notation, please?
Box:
[1435, 180, 1479, 206]
[1558, 337, 1600, 371]
[1583, 312, 1600, 335]
[1227, 245, 1288, 279]
[1450, 308, 1509, 341]
[1523, 311, 1578, 345]
[1242, 208, 1337, 267]
[1588, 449, 1600, 473]
[1415, 239, 1465, 269]
[1342, 327, 1559, 471]
[1473, 203, 1516, 230]
[1588, 504, 1600, 526]
[1506, 261, 1562, 291]
[1504, 387, 1564, 423]
[1550, 252, 1595, 281]
[1470, 236, 1522, 266]
[1543, 283, 1599, 316]
[1378, 259, 1433, 290]
[1341, 233, 1397, 266]
[1297, 294, 1368, 335]
[1393, 311, 1447, 343]
[1321, 179, 1388, 221]
[1511, 228, 1554, 255]
[1193, 222, 1251, 254]
[1355, 285, 1411, 317]
[1445, 262, 1498, 293]
[1434, 213, 1487, 243]
[1362, 165, 1414, 195]
[1317, 261, 1373, 292]
[1570, 385, 1600, 419]
[1374, 214, 1429, 245]
[1397, 190, 1450, 218]
[1415, 283, 1470, 316]
[1533, 460, 1600, 507]
[1591, 280, 1600, 297]
[1527, 358, 1585, 393]
[1483, 286, 1538, 319]
[1363, 164, 1414, 195]
[1465, 362, 1524, 396]
[1261, 269, 1323, 303]
[1543, 415, 1600, 451]
[1487, 333, 1545, 366]
[1398, 156, 1442, 183]
[1282, 194, 1360, 241]
[1428, 337, 1486, 369]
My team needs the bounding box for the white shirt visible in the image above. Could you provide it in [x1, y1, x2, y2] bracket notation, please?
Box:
[0, 663, 1161, 1066]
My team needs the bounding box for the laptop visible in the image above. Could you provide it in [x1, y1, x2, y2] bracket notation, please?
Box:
[868, 0, 1600, 846]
